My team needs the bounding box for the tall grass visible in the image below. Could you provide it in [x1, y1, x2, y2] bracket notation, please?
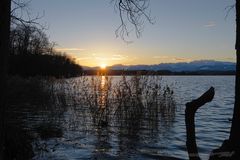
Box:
[6, 74, 176, 132]
[61, 75, 176, 129]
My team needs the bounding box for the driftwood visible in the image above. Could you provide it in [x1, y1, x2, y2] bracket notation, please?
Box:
[185, 87, 215, 160]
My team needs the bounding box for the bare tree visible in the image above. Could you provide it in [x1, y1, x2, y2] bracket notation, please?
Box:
[0, 0, 44, 158]
[10, 24, 51, 55]
[112, 0, 154, 42]
[11, 0, 45, 28]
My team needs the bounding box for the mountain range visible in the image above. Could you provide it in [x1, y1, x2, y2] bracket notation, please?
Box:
[83, 60, 236, 72]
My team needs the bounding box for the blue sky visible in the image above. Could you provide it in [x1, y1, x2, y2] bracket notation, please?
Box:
[29, 0, 235, 67]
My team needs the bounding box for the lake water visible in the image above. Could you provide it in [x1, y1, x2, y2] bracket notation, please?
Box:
[18, 76, 234, 160]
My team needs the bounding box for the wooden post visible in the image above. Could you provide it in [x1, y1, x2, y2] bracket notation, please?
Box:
[185, 87, 215, 160]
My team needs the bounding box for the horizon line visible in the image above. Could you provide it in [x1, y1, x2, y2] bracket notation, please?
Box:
[82, 59, 236, 68]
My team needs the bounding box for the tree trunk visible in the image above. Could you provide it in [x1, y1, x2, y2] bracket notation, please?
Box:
[209, 1, 240, 159]
[229, 0, 240, 147]
[0, 0, 11, 159]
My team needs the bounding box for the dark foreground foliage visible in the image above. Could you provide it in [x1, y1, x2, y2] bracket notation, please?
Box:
[4, 76, 67, 159]
[4, 125, 34, 160]
[9, 54, 82, 78]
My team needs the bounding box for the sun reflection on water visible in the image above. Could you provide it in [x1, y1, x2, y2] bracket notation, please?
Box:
[99, 76, 108, 110]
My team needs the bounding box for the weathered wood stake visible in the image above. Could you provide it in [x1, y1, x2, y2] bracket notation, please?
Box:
[185, 87, 215, 160]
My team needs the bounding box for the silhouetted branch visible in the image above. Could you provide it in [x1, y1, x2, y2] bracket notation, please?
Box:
[185, 87, 215, 160]
[11, 0, 46, 29]
[112, 0, 154, 42]
[225, 4, 235, 20]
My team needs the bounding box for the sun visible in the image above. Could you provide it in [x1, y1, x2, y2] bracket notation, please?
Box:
[100, 63, 107, 69]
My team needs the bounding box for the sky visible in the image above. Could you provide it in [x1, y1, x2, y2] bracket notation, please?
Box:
[28, 0, 236, 67]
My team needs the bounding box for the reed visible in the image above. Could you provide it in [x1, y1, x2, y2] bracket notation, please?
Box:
[60, 74, 176, 129]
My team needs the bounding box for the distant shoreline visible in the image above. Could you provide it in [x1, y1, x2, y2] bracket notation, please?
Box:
[82, 70, 235, 76]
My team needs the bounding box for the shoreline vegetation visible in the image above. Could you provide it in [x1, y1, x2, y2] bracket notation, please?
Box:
[6, 74, 176, 159]
[9, 24, 83, 78]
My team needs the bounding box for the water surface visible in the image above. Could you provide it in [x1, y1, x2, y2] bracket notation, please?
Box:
[15, 76, 234, 160]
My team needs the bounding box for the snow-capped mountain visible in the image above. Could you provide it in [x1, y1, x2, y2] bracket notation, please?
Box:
[108, 60, 236, 72]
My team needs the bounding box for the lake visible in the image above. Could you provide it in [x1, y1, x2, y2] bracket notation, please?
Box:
[15, 76, 234, 160]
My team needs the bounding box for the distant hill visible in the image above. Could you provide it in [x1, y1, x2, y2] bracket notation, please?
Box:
[83, 60, 236, 72]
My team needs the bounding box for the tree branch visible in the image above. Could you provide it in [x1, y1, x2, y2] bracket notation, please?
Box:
[112, 0, 154, 42]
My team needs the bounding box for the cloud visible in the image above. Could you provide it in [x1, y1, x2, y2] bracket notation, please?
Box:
[172, 57, 192, 62]
[153, 56, 170, 59]
[95, 57, 108, 60]
[153, 55, 192, 62]
[111, 54, 128, 61]
[90, 54, 128, 61]
[219, 57, 235, 62]
[204, 21, 216, 28]
[56, 48, 86, 52]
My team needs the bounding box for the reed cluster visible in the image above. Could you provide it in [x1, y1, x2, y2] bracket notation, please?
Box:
[60, 75, 176, 128]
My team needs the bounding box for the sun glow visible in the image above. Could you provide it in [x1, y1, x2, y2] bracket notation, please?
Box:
[100, 63, 107, 69]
